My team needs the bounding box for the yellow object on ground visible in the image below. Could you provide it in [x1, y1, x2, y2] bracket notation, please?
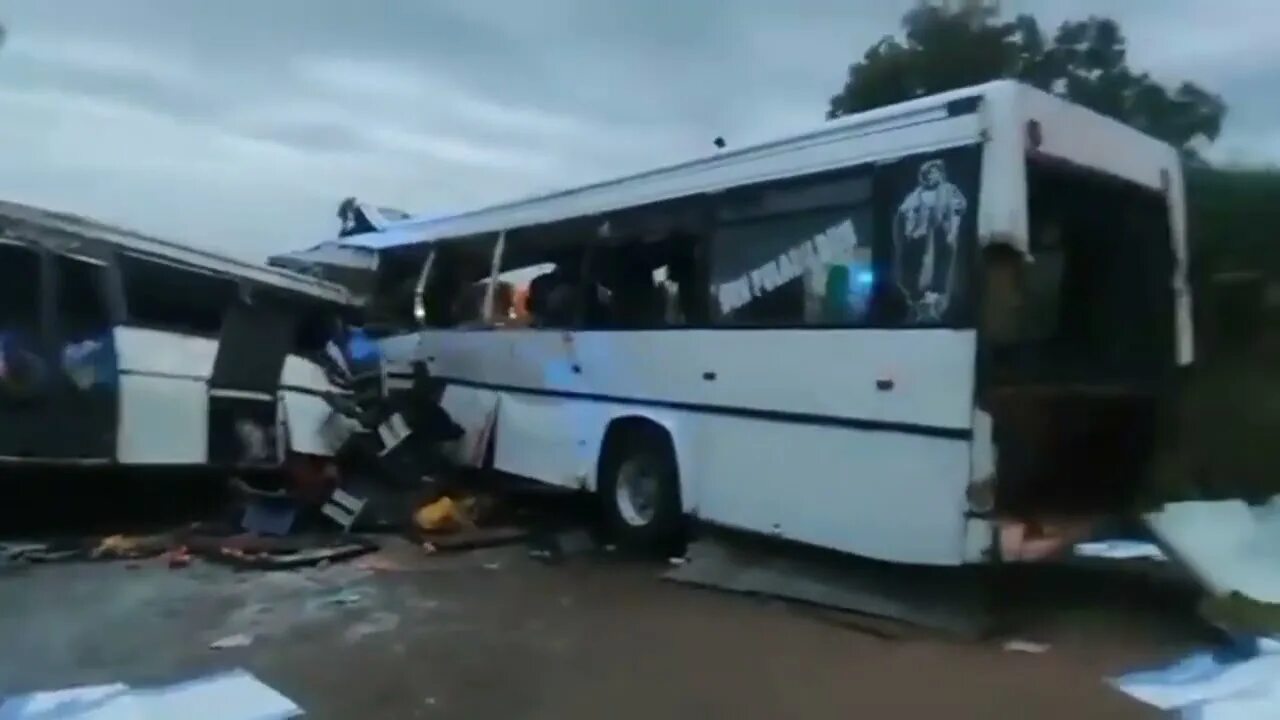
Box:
[92, 535, 145, 559]
[414, 496, 476, 533]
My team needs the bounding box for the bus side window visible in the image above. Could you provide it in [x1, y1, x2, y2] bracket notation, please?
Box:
[413, 238, 500, 330]
[482, 228, 585, 330]
[54, 255, 113, 342]
[0, 242, 48, 403]
[0, 242, 41, 338]
[709, 175, 875, 328]
[585, 231, 705, 329]
[120, 255, 236, 337]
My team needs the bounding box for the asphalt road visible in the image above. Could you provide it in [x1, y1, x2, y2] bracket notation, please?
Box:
[0, 534, 1208, 719]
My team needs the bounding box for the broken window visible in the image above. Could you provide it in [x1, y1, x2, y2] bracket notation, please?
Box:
[0, 242, 41, 335]
[365, 246, 429, 336]
[0, 242, 49, 405]
[490, 261, 555, 328]
[484, 222, 598, 330]
[416, 237, 500, 329]
[567, 198, 712, 330]
[586, 230, 706, 329]
[120, 255, 236, 336]
[53, 254, 113, 342]
[710, 174, 875, 327]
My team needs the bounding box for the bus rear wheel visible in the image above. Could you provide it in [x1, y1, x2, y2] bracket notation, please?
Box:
[598, 427, 682, 553]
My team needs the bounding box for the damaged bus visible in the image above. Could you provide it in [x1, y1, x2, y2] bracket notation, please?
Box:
[295, 80, 1195, 567]
[0, 201, 357, 472]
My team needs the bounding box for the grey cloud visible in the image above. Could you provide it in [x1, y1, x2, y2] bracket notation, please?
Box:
[0, 0, 1275, 259]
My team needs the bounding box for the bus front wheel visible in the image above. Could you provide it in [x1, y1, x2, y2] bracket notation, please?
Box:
[598, 426, 682, 553]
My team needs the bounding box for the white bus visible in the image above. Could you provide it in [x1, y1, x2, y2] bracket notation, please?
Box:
[328, 80, 1193, 565]
[0, 201, 357, 471]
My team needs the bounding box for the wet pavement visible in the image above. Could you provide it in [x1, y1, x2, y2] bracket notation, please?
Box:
[0, 534, 1208, 719]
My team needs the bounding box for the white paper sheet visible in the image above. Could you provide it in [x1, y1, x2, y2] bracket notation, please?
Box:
[128, 669, 301, 720]
[0, 684, 142, 720]
[1113, 642, 1280, 718]
[1074, 539, 1167, 562]
[0, 670, 301, 720]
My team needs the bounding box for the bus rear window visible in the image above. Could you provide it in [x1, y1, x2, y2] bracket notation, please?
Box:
[993, 161, 1176, 383]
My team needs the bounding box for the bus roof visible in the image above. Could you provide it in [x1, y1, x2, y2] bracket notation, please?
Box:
[327, 79, 1180, 252]
[0, 200, 357, 306]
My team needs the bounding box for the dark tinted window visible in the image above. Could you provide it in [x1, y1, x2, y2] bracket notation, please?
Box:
[121, 255, 236, 336]
[0, 243, 41, 330]
[710, 204, 875, 327]
[54, 255, 112, 340]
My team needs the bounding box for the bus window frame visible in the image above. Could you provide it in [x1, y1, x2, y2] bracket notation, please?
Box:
[412, 249, 437, 328]
[50, 251, 124, 341]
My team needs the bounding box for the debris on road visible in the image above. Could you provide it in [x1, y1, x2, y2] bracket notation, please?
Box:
[314, 590, 364, 608]
[1111, 635, 1280, 717]
[664, 533, 991, 639]
[1074, 539, 1167, 562]
[190, 534, 377, 570]
[0, 541, 78, 565]
[0, 668, 302, 720]
[527, 529, 596, 565]
[319, 487, 367, 533]
[414, 495, 476, 533]
[209, 633, 256, 650]
[241, 499, 298, 537]
[165, 546, 193, 569]
[4, 539, 140, 565]
[343, 610, 400, 643]
[427, 525, 528, 552]
[91, 534, 170, 561]
[1002, 639, 1050, 654]
[1144, 496, 1280, 604]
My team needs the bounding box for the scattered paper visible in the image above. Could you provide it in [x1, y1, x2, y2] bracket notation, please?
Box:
[0, 669, 301, 720]
[209, 633, 255, 650]
[127, 669, 301, 720]
[1074, 540, 1166, 562]
[314, 590, 363, 608]
[1112, 640, 1280, 717]
[0, 683, 139, 720]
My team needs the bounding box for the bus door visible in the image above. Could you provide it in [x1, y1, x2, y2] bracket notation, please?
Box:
[47, 251, 121, 460]
[208, 291, 297, 468]
[0, 239, 55, 459]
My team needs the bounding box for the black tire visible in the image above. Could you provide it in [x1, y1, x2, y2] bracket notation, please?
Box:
[597, 427, 682, 553]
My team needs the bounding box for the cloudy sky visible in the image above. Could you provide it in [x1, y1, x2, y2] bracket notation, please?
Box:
[0, 0, 1275, 259]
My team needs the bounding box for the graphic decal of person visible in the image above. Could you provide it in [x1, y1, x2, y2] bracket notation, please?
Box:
[893, 158, 968, 322]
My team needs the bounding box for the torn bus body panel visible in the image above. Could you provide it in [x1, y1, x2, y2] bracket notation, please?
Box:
[1145, 497, 1280, 605]
[0, 199, 360, 470]
[975, 148, 1184, 564]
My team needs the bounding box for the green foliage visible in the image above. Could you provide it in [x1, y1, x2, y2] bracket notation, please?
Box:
[828, 4, 1226, 158]
[1187, 166, 1280, 278]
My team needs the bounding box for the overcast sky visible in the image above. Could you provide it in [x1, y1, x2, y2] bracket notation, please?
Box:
[0, 0, 1275, 259]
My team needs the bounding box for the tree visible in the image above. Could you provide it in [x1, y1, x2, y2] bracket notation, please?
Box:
[828, 4, 1226, 158]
